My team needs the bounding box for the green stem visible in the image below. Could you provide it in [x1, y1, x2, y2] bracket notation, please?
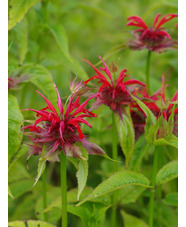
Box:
[60, 151, 67, 227]
[111, 112, 118, 227]
[149, 147, 159, 227]
[42, 168, 48, 221]
[145, 50, 152, 94]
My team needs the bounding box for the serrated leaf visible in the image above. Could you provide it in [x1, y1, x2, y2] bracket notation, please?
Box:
[121, 211, 148, 227]
[8, 94, 23, 164]
[77, 159, 88, 201]
[154, 135, 178, 149]
[77, 170, 150, 206]
[156, 160, 178, 185]
[163, 192, 178, 206]
[48, 24, 73, 62]
[8, 0, 40, 30]
[115, 108, 135, 167]
[8, 220, 55, 227]
[12, 17, 28, 65]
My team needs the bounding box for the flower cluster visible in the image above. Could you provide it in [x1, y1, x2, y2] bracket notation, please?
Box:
[126, 14, 178, 52]
[84, 56, 145, 117]
[24, 84, 105, 160]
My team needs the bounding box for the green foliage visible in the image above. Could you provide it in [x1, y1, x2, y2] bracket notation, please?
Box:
[115, 108, 135, 167]
[8, 94, 23, 164]
[163, 192, 178, 207]
[8, 0, 40, 30]
[76, 157, 88, 200]
[8, 220, 55, 227]
[77, 170, 150, 206]
[121, 210, 148, 227]
[156, 160, 178, 185]
[12, 18, 28, 65]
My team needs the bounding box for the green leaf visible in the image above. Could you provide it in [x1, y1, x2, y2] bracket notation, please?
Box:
[8, 162, 31, 184]
[8, 0, 40, 30]
[115, 108, 135, 167]
[12, 17, 28, 65]
[9, 144, 28, 168]
[8, 94, 23, 164]
[118, 185, 146, 205]
[68, 203, 110, 227]
[9, 180, 34, 199]
[121, 210, 148, 227]
[48, 24, 73, 62]
[11, 64, 57, 107]
[76, 158, 88, 201]
[154, 135, 178, 149]
[163, 192, 178, 207]
[8, 220, 55, 227]
[129, 135, 150, 171]
[33, 145, 47, 186]
[156, 160, 178, 185]
[131, 95, 156, 125]
[77, 170, 150, 206]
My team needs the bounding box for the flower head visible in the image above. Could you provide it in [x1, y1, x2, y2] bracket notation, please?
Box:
[126, 14, 178, 53]
[83, 56, 145, 116]
[23, 84, 105, 160]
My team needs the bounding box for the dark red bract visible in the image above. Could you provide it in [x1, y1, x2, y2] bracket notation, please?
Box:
[126, 14, 178, 52]
[84, 56, 145, 116]
[23, 84, 105, 160]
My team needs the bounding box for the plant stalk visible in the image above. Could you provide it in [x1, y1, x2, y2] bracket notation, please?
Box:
[145, 50, 152, 94]
[42, 168, 48, 221]
[111, 112, 118, 227]
[149, 147, 159, 227]
[60, 151, 67, 227]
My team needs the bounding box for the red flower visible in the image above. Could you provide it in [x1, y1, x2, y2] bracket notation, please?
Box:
[83, 56, 145, 116]
[126, 14, 178, 53]
[23, 84, 105, 160]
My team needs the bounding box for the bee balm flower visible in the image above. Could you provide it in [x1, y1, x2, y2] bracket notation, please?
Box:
[84, 56, 145, 117]
[126, 14, 178, 53]
[23, 84, 105, 160]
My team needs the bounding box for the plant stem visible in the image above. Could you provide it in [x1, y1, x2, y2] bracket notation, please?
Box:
[149, 147, 159, 227]
[145, 50, 152, 94]
[60, 151, 67, 227]
[42, 168, 48, 221]
[111, 112, 118, 227]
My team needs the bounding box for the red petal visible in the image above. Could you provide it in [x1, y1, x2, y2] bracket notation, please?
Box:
[153, 13, 161, 27]
[36, 90, 58, 115]
[54, 84, 63, 118]
[155, 14, 178, 29]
